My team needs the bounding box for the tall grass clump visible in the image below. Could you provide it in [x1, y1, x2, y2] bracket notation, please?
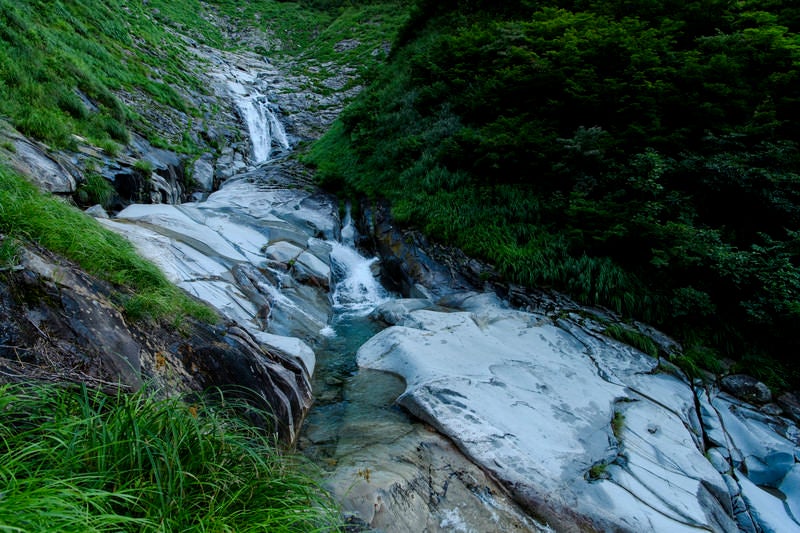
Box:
[75, 173, 115, 208]
[0, 165, 214, 323]
[0, 383, 341, 532]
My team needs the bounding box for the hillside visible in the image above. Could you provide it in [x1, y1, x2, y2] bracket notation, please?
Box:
[308, 0, 800, 388]
[2, 1, 800, 530]
[0, 1, 406, 530]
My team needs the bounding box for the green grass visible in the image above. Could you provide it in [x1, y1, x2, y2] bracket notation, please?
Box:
[603, 324, 659, 358]
[75, 173, 116, 209]
[611, 410, 625, 438]
[0, 382, 341, 532]
[0, 165, 215, 323]
[0, 236, 20, 269]
[0, 0, 219, 153]
[587, 461, 609, 481]
[0, 0, 408, 156]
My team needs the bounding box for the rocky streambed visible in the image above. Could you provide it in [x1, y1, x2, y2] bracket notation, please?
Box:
[6, 34, 797, 532]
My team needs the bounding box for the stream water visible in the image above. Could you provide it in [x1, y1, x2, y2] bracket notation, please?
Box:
[299, 218, 548, 532]
[300, 217, 417, 507]
[97, 49, 800, 533]
[213, 70, 549, 532]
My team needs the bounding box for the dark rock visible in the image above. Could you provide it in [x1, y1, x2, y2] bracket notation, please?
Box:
[176, 324, 312, 442]
[360, 201, 473, 298]
[0, 242, 312, 444]
[721, 374, 772, 404]
[761, 403, 783, 417]
[777, 392, 800, 423]
[1, 245, 144, 389]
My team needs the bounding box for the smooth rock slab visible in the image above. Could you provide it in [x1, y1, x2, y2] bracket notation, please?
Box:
[8, 136, 76, 193]
[358, 297, 735, 532]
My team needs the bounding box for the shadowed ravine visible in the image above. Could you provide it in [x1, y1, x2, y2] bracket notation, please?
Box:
[98, 49, 800, 533]
[95, 49, 549, 531]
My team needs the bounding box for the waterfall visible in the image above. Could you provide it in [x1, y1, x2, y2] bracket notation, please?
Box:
[340, 202, 356, 247]
[228, 81, 290, 164]
[329, 241, 389, 315]
[326, 202, 387, 314]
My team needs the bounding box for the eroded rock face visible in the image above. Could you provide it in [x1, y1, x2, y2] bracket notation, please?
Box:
[357, 295, 800, 532]
[1, 128, 77, 194]
[95, 169, 344, 442]
[99, 172, 338, 342]
[1, 245, 143, 389]
[360, 202, 473, 299]
[0, 242, 312, 442]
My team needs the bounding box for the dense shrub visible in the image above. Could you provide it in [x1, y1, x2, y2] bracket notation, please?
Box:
[308, 0, 800, 387]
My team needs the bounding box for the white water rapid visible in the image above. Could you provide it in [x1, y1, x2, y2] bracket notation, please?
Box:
[228, 79, 289, 163]
[328, 211, 389, 316]
[98, 49, 800, 533]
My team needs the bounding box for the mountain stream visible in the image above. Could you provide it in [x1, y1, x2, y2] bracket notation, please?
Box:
[98, 51, 800, 533]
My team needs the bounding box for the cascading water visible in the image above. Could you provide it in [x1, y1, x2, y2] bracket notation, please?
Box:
[228, 80, 290, 163]
[329, 244, 389, 314]
[106, 51, 546, 530]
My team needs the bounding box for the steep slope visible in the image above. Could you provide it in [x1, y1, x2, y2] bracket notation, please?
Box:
[308, 0, 800, 388]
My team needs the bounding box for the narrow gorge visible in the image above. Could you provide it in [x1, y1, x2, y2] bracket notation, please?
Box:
[97, 48, 800, 532]
[1, 6, 799, 532]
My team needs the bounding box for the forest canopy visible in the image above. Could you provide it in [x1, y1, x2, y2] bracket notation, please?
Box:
[308, 0, 800, 387]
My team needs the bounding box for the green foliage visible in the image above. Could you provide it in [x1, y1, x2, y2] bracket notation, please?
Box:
[309, 0, 800, 386]
[603, 324, 659, 358]
[671, 344, 723, 382]
[76, 173, 115, 209]
[0, 383, 341, 532]
[0, 165, 215, 323]
[0, 0, 406, 154]
[611, 410, 625, 438]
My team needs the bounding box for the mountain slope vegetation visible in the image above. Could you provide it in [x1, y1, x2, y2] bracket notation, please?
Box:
[309, 0, 800, 387]
[0, 0, 406, 153]
[1, 1, 405, 530]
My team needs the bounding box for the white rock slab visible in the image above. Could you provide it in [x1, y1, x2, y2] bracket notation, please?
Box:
[738, 474, 800, 532]
[99, 218, 231, 283]
[115, 203, 248, 263]
[781, 464, 800, 525]
[99, 185, 341, 383]
[358, 299, 736, 532]
[710, 392, 800, 529]
[203, 179, 338, 240]
[265, 241, 303, 264]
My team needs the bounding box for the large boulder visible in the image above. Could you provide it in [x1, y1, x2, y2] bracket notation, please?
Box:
[0, 241, 313, 442]
[2, 132, 77, 194]
[721, 374, 773, 404]
[356, 295, 796, 532]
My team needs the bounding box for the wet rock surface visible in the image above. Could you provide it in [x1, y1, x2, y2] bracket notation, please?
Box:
[0, 123, 77, 194]
[5, 13, 800, 532]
